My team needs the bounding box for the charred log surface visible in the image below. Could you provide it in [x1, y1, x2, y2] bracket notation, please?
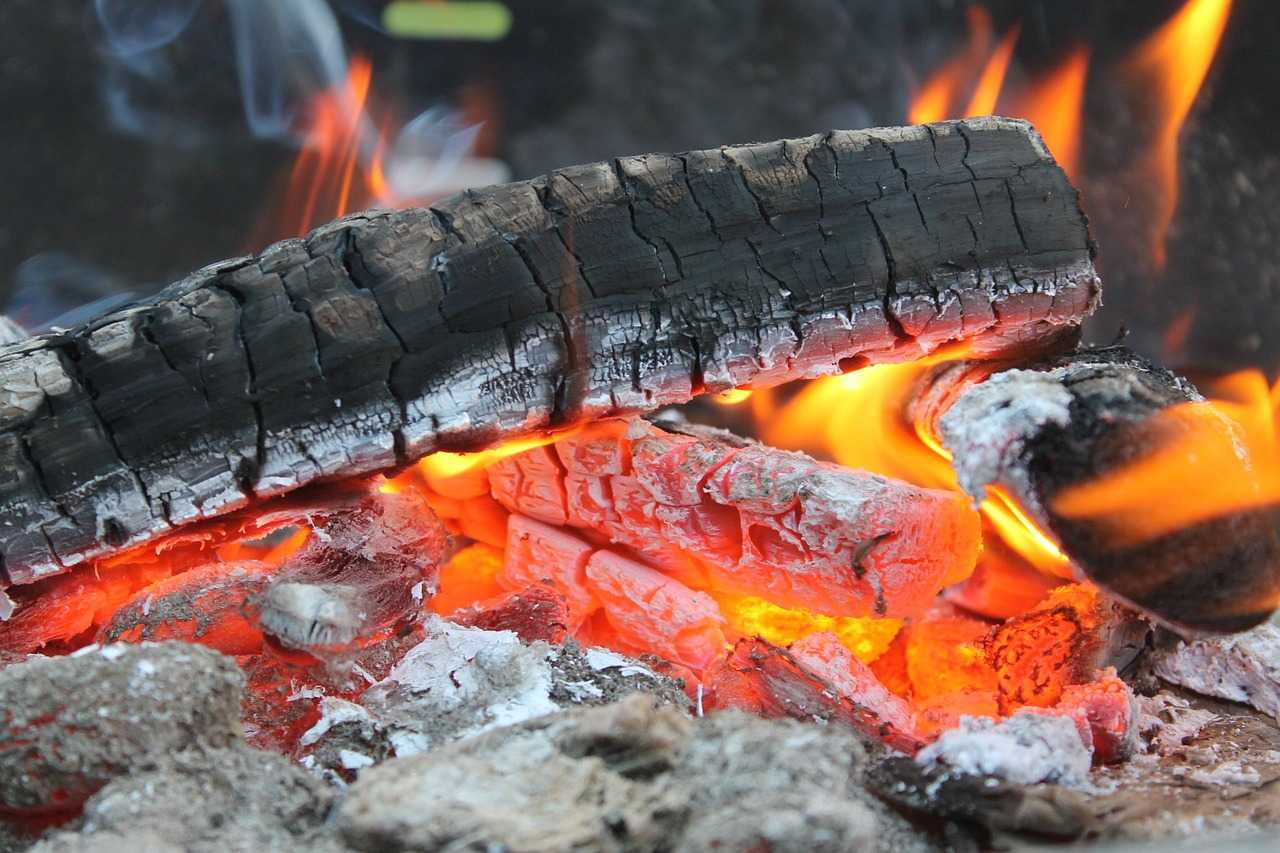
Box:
[0, 117, 1097, 585]
[918, 348, 1280, 634]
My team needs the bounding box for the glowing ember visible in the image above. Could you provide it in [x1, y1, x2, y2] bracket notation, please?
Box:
[719, 596, 902, 665]
[1124, 0, 1233, 268]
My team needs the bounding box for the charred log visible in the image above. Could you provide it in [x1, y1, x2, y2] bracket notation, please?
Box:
[915, 347, 1280, 634]
[0, 117, 1097, 585]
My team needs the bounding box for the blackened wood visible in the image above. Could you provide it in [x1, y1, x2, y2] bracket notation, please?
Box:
[0, 117, 1098, 585]
[920, 348, 1280, 634]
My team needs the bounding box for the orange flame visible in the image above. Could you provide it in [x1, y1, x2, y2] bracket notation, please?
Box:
[908, 6, 995, 125]
[1009, 46, 1089, 178]
[1125, 0, 1233, 268]
[1053, 369, 1280, 545]
[281, 55, 391, 238]
[906, 9, 1086, 180]
[963, 23, 1021, 118]
[760, 352, 1072, 579]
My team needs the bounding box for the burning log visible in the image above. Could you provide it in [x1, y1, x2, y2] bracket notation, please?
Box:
[916, 347, 1280, 633]
[491, 418, 982, 619]
[0, 117, 1097, 586]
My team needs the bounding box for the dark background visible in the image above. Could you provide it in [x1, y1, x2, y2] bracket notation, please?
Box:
[1, 0, 1276, 374]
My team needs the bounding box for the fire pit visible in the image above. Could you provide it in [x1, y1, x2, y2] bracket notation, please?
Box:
[3, 2, 1280, 851]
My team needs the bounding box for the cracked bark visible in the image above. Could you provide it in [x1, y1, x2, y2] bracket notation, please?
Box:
[914, 347, 1280, 634]
[0, 117, 1097, 585]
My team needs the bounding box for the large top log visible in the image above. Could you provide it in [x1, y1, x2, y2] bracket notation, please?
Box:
[0, 117, 1098, 585]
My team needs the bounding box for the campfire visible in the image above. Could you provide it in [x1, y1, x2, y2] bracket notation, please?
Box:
[3, 1, 1279, 850]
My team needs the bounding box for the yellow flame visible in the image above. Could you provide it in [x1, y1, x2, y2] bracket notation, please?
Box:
[712, 388, 754, 406]
[721, 596, 902, 664]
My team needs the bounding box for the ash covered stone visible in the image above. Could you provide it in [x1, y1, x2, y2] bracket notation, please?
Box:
[0, 643, 243, 814]
[337, 694, 931, 853]
[1152, 623, 1280, 719]
[916, 712, 1094, 787]
[257, 581, 365, 650]
[29, 748, 339, 853]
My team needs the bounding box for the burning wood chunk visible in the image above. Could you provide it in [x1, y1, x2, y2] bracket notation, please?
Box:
[1152, 622, 1280, 718]
[0, 643, 243, 816]
[451, 583, 572, 644]
[501, 513, 597, 630]
[986, 583, 1147, 715]
[492, 418, 982, 619]
[1046, 669, 1139, 763]
[920, 348, 1280, 633]
[703, 638, 924, 754]
[98, 560, 275, 655]
[0, 118, 1097, 585]
[584, 549, 726, 671]
[788, 632, 917, 736]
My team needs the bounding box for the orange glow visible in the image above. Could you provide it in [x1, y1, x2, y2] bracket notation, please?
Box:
[712, 388, 754, 406]
[417, 428, 579, 482]
[1009, 46, 1089, 178]
[983, 485, 1073, 578]
[908, 6, 994, 124]
[762, 351, 1071, 578]
[906, 10, 1088, 180]
[280, 55, 389, 237]
[719, 595, 902, 664]
[1125, 0, 1233, 268]
[1053, 369, 1280, 546]
[963, 23, 1021, 117]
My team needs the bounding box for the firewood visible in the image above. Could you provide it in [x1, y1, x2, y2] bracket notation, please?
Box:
[914, 347, 1280, 633]
[0, 117, 1096, 586]
[490, 418, 981, 619]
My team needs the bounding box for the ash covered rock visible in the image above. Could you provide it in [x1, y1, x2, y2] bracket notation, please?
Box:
[337, 694, 932, 853]
[0, 643, 243, 815]
[338, 696, 690, 852]
[305, 618, 688, 763]
[1152, 623, 1280, 719]
[29, 748, 339, 853]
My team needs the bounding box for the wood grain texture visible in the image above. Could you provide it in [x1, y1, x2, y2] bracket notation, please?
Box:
[0, 117, 1098, 585]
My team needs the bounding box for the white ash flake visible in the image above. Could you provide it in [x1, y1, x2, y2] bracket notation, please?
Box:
[338, 749, 375, 770]
[300, 697, 376, 747]
[583, 647, 658, 678]
[916, 712, 1093, 788]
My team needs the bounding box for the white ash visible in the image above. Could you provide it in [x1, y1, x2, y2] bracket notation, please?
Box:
[0, 588, 13, 621]
[299, 697, 378, 748]
[915, 712, 1093, 787]
[257, 581, 365, 649]
[361, 618, 559, 756]
[357, 620, 688, 757]
[938, 367, 1074, 505]
[1153, 623, 1280, 719]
